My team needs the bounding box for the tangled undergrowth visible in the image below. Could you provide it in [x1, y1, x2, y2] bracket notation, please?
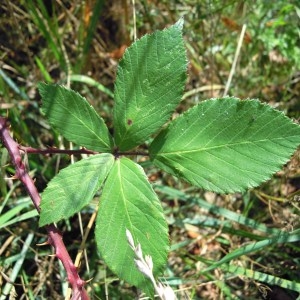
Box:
[0, 1, 299, 299]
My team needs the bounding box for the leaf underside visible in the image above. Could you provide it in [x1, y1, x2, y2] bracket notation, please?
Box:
[150, 97, 300, 193]
[95, 158, 169, 293]
[39, 154, 114, 226]
[39, 83, 113, 152]
[113, 18, 187, 151]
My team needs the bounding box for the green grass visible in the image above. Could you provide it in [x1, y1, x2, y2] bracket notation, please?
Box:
[0, 1, 299, 299]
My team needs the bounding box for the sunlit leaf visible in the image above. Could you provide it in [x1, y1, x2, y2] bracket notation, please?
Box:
[39, 154, 114, 226]
[150, 97, 300, 193]
[113, 19, 187, 151]
[95, 157, 168, 293]
[39, 83, 113, 152]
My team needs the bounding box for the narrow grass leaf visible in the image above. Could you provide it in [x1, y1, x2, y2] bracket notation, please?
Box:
[39, 83, 113, 152]
[150, 98, 300, 193]
[202, 229, 300, 273]
[26, 0, 63, 66]
[0, 202, 29, 227]
[0, 210, 39, 229]
[76, 0, 104, 71]
[21, 270, 35, 300]
[35, 57, 53, 83]
[39, 154, 114, 226]
[223, 264, 300, 292]
[0, 69, 29, 100]
[154, 185, 281, 236]
[113, 19, 187, 151]
[95, 158, 169, 294]
[0, 233, 34, 299]
[182, 216, 272, 241]
[70, 75, 113, 98]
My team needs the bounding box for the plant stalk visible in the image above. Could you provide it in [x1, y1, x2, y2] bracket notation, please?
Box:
[0, 117, 89, 300]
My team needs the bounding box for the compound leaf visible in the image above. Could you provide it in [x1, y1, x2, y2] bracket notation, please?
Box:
[39, 154, 114, 226]
[113, 19, 187, 151]
[39, 83, 113, 152]
[150, 97, 300, 193]
[95, 157, 168, 294]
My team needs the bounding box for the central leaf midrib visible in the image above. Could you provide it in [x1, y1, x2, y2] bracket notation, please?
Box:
[157, 136, 294, 155]
[117, 161, 134, 232]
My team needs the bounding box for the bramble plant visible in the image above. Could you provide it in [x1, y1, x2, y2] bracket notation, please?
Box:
[1, 19, 300, 298]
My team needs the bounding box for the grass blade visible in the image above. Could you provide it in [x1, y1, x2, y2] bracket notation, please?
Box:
[155, 185, 281, 236]
[0, 233, 34, 300]
[69, 74, 113, 98]
[223, 264, 300, 292]
[0, 69, 29, 100]
[202, 230, 300, 273]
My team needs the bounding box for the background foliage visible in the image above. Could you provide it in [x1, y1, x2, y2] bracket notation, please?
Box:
[0, 1, 299, 299]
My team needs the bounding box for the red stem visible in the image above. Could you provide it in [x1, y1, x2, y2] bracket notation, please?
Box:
[19, 145, 149, 157]
[0, 117, 89, 300]
[19, 145, 98, 156]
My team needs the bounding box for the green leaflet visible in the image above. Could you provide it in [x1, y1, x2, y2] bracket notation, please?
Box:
[39, 154, 114, 226]
[150, 97, 300, 193]
[113, 18, 187, 151]
[39, 83, 113, 152]
[95, 157, 168, 292]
